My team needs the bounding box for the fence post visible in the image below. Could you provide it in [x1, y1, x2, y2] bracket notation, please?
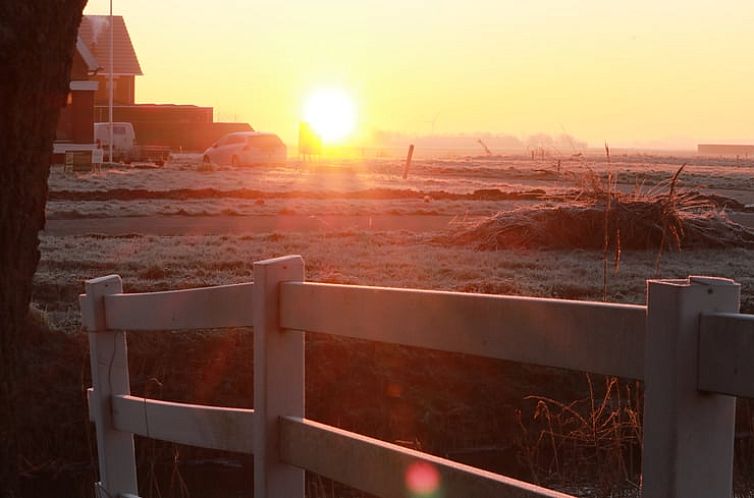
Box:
[82, 275, 138, 498]
[642, 276, 740, 498]
[253, 256, 305, 498]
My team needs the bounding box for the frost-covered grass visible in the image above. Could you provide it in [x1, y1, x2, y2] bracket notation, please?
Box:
[34, 230, 754, 323]
[47, 155, 754, 198]
[45, 197, 528, 219]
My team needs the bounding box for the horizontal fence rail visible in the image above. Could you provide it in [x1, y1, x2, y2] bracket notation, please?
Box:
[280, 416, 575, 498]
[85, 389, 254, 454]
[111, 395, 255, 454]
[699, 312, 754, 398]
[96, 282, 255, 331]
[280, 282, 647, 379]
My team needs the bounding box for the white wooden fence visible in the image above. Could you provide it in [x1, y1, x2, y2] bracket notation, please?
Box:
[80, 255, 754, 498]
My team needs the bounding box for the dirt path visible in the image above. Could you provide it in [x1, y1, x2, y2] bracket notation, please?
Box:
[44, 211, 754, 236]
[43, 214, 461, 236]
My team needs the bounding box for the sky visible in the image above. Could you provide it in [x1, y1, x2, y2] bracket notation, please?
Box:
[84, 0, 754, 150]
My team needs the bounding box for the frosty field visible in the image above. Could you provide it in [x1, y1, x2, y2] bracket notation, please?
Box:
[31, 153, 754, 497]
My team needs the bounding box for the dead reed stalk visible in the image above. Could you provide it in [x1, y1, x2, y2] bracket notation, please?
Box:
[517, 375, 643, 494]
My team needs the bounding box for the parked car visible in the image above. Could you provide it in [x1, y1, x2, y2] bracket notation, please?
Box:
[202, 132, 287, 167]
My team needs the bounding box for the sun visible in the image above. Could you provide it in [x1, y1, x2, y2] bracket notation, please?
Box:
[303, 88, 356, 144]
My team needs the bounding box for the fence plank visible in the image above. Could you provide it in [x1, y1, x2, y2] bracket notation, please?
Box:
[280, 417, 574, 498]
[111, 395, 254, 453]
[253, 256, 305, 498]
[82, 275, 139, 497]
[699, 312, 754, 398]
[280, 282, 646, 379]
[641, 276, 739, 498]
[104, 283, 254, 331]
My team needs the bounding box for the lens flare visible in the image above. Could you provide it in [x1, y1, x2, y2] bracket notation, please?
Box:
[405, 461, 442, 497]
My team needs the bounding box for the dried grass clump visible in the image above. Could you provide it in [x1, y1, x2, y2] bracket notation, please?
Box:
[449, 170, 754, 251]
[516, 375, 642, 493]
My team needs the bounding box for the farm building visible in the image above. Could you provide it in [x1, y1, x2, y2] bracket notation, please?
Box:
[55, 15, 251, 160]
[698, 144, 754, 157]
[91, 103, 251, 150]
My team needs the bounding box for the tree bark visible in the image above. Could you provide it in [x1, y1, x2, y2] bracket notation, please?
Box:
[0, 2, 85, 494]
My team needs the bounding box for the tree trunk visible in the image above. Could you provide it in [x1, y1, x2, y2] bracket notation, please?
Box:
[0, 2, 85, 494]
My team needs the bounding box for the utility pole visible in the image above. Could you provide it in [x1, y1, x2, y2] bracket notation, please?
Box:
[108, 0, 114, 163]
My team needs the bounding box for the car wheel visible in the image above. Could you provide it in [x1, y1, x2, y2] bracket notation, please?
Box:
[231, 155, 240, 167]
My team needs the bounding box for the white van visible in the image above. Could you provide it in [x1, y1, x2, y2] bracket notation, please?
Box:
[94, 122, 136, 161]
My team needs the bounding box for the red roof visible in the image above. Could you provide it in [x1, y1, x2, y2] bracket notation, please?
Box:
[78, 15, 142, 75]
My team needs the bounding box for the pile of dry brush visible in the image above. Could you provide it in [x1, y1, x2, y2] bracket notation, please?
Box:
[449, 167, 754, 251]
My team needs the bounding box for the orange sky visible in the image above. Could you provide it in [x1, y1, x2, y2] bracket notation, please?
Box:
[84, 0, 754, 149]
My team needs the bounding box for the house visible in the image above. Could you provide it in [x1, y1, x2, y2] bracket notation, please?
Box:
[54, 15, 251, 164]
[54, 15, 143, 163]
[77, 15, 142, 106]
[53, 36, 101, 162]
